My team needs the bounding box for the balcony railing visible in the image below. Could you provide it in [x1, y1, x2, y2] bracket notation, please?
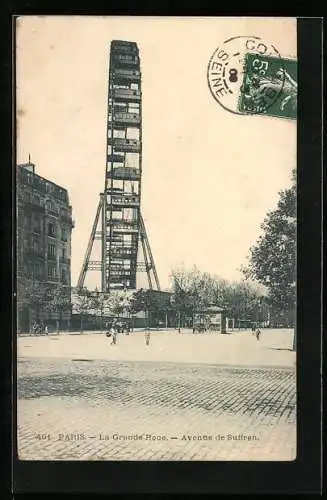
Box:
[60, 214, 74, 226]
[111, 43, 138, 55]
[109, 219, 139, 230]
[113, 68, 141, 82]
[109, 270, 133, 278]
[107, 167, 140, 181]
[108, 247, 138, 257]
[59, 257, 71, 265]
[110, 194, 140, 207]
[112, 54, 139, 67]
[108, 137, 141, 153]
[47, 276, 58, 282]
[110, 112, 141, 126]
[113, 88, 141, 102]
[107, 154, 125, 163]
[47, 209, 60, 217]
[24, 248, 45, 259]
[109, 263, 132, 270]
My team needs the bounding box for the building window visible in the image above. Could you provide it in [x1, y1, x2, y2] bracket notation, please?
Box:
[33, 215, 41, 233]
[33, 194, 41, 205]
[24, 215, 31, 229]
[23, 238, 29, 251]
[46, 200, 53, 210]
[61, 268, 68, 284]
[48, 243, 56, 257]
[48, 264, 56, 280]
[48, 222, 56, 237]
[62, 246, 66, 259]
[61, 227, 67, 242]
[24, 191, 31, 202]
[34, 262, 43, 281]
[33, 238, 42, 255]
[26, 264, 33, 279]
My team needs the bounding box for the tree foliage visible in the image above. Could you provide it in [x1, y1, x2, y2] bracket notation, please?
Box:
[243, 173, 296, 326]
[109, 290, 133, 316]
[17, 275, 49, 313]
[72, 287, 94, 333]
[130, 289, 170, 321]
[17, 271, 72, 331]
[89, 291, 111, 328]
[72, 288, 92, 315]
[42, 284, 71, 331]
[80, 289, 134, 329]
[44, 284, 71, 314]
[18, 273, 71, 318]
[169, 266, 267, 324]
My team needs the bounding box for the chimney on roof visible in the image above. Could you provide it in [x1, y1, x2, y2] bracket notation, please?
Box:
[19, 154, 35, 173]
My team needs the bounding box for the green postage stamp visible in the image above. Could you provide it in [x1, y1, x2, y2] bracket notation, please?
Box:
[238, 53, 297, 119]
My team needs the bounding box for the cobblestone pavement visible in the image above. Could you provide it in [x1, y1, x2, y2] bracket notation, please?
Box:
[17, 355, 296, 461]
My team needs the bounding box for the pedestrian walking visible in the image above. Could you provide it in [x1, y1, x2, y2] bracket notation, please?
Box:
[44, 323, 48, 335]
[111, 330, 117, 345]
[110, 321, 117, 345]
[255, 328, 261, 341]
[145, 330, 150, 346]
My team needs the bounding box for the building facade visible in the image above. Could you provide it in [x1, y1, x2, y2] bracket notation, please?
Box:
[17, 162, 74, 332]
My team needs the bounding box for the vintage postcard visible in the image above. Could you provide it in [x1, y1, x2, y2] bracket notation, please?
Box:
[16, 16, 297, 462]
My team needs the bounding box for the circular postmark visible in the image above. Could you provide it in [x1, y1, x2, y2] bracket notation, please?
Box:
[207, 36, 286, 115]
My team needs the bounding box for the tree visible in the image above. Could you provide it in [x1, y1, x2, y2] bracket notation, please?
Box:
[90, 290, 111, 331]
[130, 289, 149, 325]
[109, 290, 133, 318]
[170, 266, 213, 318]
[170, 266, 268, 330]
[243, 171, 296, 331]
[130, 289, 170, 327]
[72, 287, 93, 333]
[17, 274, 50, 331]
[85, 290, 133, 331]
[224, 281, 268, 329]
[170, 267, 227, 330]
[44, 284, 72, 333]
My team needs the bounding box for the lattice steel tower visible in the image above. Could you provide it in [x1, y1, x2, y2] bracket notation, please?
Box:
[78, 40, 160, 292]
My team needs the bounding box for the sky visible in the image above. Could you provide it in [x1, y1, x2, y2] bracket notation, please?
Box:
[16, 16, 297, 291]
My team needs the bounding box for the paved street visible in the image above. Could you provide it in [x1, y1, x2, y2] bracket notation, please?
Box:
[17, 328, 296, 367]
[17, 329, 296, 461]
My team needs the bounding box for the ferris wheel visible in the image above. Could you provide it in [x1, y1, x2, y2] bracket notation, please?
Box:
[77, 41, 160, 292]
